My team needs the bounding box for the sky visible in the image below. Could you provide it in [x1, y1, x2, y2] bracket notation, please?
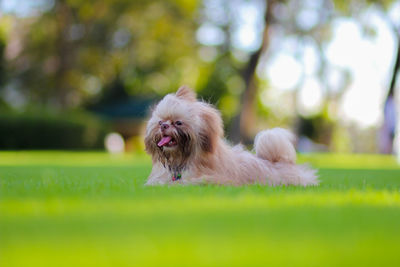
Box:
[0, 0, 54, 17]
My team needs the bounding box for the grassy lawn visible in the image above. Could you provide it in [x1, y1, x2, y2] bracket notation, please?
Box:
[1, 151, 400, 267]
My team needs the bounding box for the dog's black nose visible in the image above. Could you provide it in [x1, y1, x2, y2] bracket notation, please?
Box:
[161, 123, 169, 130]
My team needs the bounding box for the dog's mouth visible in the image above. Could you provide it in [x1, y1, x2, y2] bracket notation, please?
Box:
[157, 135, 177, 148]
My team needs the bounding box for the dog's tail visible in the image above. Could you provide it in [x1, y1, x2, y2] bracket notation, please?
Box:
[254, 128, 318, 186]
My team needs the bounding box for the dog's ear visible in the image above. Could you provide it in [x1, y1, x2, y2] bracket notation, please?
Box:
[176, 86, 196, 102]
[198, 104, 223, 153]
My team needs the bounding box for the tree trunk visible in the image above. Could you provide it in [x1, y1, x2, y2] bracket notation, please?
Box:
[387, 36, 400, 99]
[54, 0, 72, 109]
[230, 0, 275, 143]
[380, 35, 400, 154]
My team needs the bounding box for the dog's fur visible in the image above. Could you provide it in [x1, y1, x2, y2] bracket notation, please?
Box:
[144, 86, 318, 186]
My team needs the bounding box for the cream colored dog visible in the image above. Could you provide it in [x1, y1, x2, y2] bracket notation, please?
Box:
[144, 86, 318, 186]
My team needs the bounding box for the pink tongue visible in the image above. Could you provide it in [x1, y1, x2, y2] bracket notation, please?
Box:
[157, 136, 172, 147]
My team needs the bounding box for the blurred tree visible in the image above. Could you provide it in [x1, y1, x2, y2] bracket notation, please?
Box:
[228, 0, 339, 143]
[0, 17, 11, 109]
[195, 0, 271, 141]
[229, 0, 276, 143]
[378, 3, 399, 154]
[195, 0, 343, 143]
[1, 0, 399, 153]
[227, 0, 398, 147]
[332, 0, 399, 153]
[0, 29, 5, 87]
[4, 0, 200, 109]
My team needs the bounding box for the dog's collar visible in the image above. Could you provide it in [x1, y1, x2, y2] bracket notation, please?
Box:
[172, 172, 182, 181]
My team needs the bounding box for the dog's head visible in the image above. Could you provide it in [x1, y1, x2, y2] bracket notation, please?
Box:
[144, 86, 223, 172]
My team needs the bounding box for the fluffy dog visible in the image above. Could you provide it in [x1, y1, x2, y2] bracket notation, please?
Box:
[144, 86, 318, 186]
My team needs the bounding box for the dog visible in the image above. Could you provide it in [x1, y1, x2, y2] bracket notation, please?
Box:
[144, 86, 318, 186]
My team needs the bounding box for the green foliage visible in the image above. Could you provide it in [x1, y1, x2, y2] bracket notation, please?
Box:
[296, 113, 334, 145]
[1, 0, 399, 152]
[333, 0, 397, 14]
[0, 28, 6, 88]
[5, 0, 201, 108]
[198, 54, 243, 118]
[0, 152, 399, 266]
[0, 111, 109, 149]
[1, 0, 247, 125]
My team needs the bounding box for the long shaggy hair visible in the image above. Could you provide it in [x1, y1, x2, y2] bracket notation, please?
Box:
[144, 86, 318, 186]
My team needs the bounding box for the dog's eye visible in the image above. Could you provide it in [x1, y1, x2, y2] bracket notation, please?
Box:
[158, 121, 162, 125]
[175, 121, 183, 126]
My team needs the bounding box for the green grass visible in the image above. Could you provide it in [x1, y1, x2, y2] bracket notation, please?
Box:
[1, 151, 400, 267]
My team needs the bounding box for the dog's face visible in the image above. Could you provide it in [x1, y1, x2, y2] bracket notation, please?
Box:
[145, 86, 223, 172]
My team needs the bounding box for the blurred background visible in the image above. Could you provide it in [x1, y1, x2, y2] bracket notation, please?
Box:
[0, 0, 399, 155]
